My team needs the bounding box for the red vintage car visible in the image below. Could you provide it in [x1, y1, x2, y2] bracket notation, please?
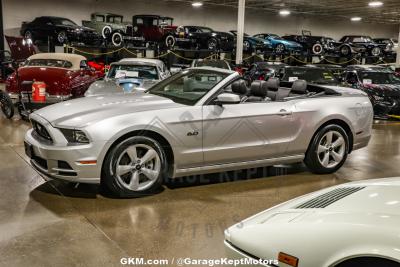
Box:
[132, 15, 177, 45]
[6, 53, 103, 105]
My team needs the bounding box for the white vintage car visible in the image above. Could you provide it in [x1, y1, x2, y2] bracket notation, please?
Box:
[224, 177, 400, 267]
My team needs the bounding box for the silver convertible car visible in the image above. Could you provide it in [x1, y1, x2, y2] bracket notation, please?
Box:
[24, 67, 373, 197]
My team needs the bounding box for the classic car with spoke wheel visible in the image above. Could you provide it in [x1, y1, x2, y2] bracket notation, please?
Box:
[24, 68, 372, 197]
[225, 177, 400, 267]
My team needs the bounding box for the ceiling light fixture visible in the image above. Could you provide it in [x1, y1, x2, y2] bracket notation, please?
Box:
[351, 17, 362, 21]
[192, 1, 203, 7]
[279, 10, 291, 16]
[368, 1, 383, 7]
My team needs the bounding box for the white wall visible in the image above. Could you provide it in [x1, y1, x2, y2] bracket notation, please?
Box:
[2, 0, 398, 42]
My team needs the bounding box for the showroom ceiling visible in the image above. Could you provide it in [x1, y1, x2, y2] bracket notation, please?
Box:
[168, 0, 400, 24]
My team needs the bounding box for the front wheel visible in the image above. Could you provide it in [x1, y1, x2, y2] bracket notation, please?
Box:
[340, 45, 351, 57]
[0, 92, 14, 119]
[207, 38, 219, 51]
[312, 43, 324, 55]
[243, 40, 252, 52]
[370, 47, 381, 57]
[102, 136, 167, 198]
[111, 32, 124, 47]
[165, 35, 176, 48]
[304, 125, 349, 174]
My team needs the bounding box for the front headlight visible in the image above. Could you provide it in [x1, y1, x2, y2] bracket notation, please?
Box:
[60, 129, 90, 144]
[372, 94, 385, 101]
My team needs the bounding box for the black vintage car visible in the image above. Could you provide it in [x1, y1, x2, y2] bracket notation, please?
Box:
[343, 65, 400, 119]
[20, 16, 101, 45]
[339, 35, 385, 57]
[282, 31, 335, 55]
[373, 38, 398, 55]
[165, 26, 234, 51]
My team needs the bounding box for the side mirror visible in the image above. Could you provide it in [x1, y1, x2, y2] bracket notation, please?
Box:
[216, 93, 241, 106]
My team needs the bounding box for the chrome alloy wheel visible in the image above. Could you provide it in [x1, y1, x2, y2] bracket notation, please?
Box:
[317, 131, 345, 169]
[115, 144, 161, 191]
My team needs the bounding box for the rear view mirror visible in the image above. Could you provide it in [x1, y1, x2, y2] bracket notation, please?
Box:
[216, 93, 241, 106]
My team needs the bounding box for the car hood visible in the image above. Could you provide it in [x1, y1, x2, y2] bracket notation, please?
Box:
[34, 92, 182, 128]
[226, 177, 400, 259]
[85, 78, 158, 96]
[361, 83, 400, 96]
[279, 39, 302, 47]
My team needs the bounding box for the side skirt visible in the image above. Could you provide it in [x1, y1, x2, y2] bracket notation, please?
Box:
[172, 154, 305, 178]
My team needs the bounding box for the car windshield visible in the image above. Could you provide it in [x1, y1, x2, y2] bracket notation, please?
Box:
[147, 69, 229, 105]
[108, 64, 159, 80]
[194, 60, 230, 70]
[284, 68, 339, 85]
[51, 18, 77, 26]
[24, 59, 73, 68]
[269, 34, 282, 40]
[360, 71, 400, 84]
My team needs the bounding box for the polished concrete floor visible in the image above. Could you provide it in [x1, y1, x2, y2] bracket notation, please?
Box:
[0, 109, 400, 266]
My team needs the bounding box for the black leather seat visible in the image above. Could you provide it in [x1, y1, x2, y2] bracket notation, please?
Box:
[266, 77, 280, 100]
[246, 80, 268, 102]
[231, 80, 249, 102]
[289, 79, 308, 97]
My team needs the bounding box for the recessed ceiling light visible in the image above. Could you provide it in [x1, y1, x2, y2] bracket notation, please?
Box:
[351, 17, 362, 21]
[369, 1, 383, 7]
[279, 10, 291, 16]
[192, 1, 203, 7]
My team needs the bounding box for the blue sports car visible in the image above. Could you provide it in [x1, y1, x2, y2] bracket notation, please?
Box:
[230, 30, 273, 53]
[253, 33, 303, 54]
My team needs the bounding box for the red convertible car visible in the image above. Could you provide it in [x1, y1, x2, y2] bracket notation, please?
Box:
[6, 53, 103, 106]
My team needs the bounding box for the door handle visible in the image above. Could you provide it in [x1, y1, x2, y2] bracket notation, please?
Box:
[278, 109, 292, 116]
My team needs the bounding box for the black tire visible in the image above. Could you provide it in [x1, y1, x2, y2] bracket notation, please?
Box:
[102, 136, 168, 198]
[275, 43, 285, 54]
[243, 40, 252, 52]
[207, 38, 219, 51]
[304, 124, 349, 174]
[335, 257, 400, 267]
[340, 45, 351, 57]
[312, 43, 324, 55]
[101, 25, 112, 39]
[165, 35, 176, 48]
[111, 32, 124, 47]
[57, 31, 68, 44]
[0, 92, 14, 119]
[370, 46, 381, 57]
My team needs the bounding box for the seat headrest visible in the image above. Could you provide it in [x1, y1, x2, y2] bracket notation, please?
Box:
[291, 79, 307, 94]
[250, 80, 268, 98]
[267, 77, 280, 91]
[231, 80, 248, 95]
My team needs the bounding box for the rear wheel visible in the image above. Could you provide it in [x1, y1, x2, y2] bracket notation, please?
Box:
[304, 124, 349, 174]
[101, 25, 112, 39]
[102, 136, 167, 198]
[340, 45, 351, 57]
[335, 257, 400, 267]
[243, 40, 252, 52]
[371, 47, 381, 57]
[0, 92, 14, 119]
[275, 43, 285, 54]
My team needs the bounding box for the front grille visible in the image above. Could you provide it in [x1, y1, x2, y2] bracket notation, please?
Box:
[31, 120, 53, 143]
[295, 187, 365, 209]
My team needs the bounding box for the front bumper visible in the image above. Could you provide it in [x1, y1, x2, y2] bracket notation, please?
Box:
[8, 92, 72, 104]
[24, 116, 107, 184]
[224, 241, 276, 267]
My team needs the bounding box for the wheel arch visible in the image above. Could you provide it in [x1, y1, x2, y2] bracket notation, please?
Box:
[330, 256, 400, 267]
[309, 118, 354, 154]
[101, 129, 175, 180]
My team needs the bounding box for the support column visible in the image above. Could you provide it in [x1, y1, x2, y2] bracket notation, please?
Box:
[397, 24, 400, 67]
[235, 0, 245, 65]
[0, 0, 4, 52]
